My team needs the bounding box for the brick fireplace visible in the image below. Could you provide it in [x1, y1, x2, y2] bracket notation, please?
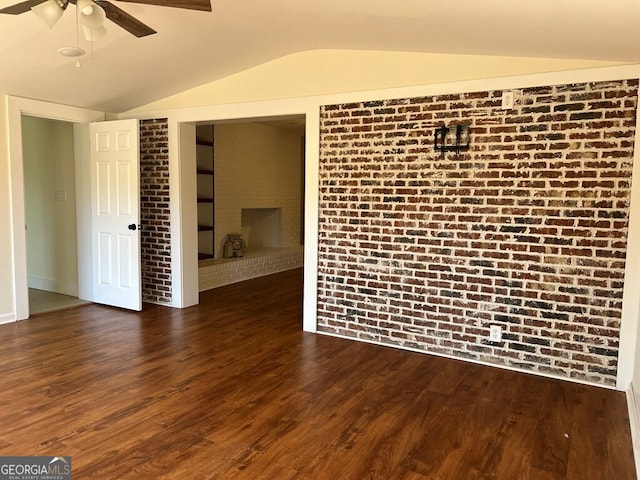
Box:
[241, 207, 282, 252]
[198, 121, 304, 290]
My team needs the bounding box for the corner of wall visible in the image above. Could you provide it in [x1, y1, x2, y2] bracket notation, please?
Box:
[0, 94, 16, 321]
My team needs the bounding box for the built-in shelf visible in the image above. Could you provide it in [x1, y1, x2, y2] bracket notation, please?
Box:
[197, 126, 215, 261]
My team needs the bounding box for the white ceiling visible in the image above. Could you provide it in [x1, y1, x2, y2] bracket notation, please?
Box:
[1, 0, 639, 113]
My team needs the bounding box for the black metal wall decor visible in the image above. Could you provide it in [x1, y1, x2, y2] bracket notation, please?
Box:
[434, 123, 471, 155]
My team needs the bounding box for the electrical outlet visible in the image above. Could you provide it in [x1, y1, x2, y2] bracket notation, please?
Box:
[489, 325, 502, 342]
[501, 90, 514, 110]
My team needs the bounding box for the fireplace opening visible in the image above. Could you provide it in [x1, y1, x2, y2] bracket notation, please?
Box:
[241, 208, 282, 254]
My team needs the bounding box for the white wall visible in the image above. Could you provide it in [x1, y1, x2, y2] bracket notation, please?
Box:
[128, 50, 626, 113]
[22, 116, 78, 296]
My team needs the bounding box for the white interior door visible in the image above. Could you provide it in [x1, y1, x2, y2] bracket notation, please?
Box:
[88, 119, 141, 310]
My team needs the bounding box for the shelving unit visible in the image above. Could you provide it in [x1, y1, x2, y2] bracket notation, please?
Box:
[196, 126, 215, 260]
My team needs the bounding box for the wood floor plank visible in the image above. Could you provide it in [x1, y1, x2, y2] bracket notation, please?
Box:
[0, 268, 634, 479]
[527, 380, 573, 477]
[390, 468, 432, 480]
[606, 389, 636, 480]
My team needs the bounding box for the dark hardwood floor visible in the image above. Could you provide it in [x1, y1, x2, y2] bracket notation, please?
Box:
[0, 268, 635, 479]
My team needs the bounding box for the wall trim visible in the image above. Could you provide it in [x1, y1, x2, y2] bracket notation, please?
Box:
[27, 276, 78, 297]
[627, 383, 640, 478]
[618, 86, 640, 390]
[0, 312, 16, 325]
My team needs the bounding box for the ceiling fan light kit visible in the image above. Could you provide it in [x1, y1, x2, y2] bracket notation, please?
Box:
[2, 0, 212, 38]
[82, 23, 107, 40]
[78, 0, 105, 29]
[1, 0, 212, 64]
[57, 45, 84, 56]
[28, 0, 107, 61]
[31, 0, 67, 28]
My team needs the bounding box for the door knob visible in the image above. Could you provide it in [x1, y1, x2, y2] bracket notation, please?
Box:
[128, 223, 140, 231]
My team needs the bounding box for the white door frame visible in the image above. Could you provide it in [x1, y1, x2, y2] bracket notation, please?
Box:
[125, 99, 320, 330]
[7, 96, 104, 321]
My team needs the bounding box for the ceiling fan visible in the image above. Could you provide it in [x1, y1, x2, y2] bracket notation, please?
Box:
[0, 0, 211, 37]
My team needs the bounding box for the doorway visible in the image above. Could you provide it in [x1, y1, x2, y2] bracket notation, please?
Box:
[7, 97, 105, 321]
[195, 116, 306, 291]
[21, 115, 88, 314]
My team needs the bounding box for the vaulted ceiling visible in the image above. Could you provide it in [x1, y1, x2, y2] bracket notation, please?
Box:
[1, 0, 639, 113]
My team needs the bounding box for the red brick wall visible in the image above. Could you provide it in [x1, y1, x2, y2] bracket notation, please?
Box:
[317, 79, 638, 386]
[140, 119, 171, 305]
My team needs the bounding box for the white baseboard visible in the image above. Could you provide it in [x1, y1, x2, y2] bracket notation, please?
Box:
[0, 312, 16, 325]
[626, 383, 640, 479]
[28, 276, 78, 297]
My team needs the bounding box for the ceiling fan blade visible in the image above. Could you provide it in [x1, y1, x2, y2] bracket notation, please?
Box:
[0, 0, 46, 14]
[95, 0, 156, 37]
[116, 0, 211, 12]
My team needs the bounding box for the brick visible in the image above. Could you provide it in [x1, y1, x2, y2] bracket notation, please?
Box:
[316, 79, 637, 387]
[140, 119, 172, 306]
